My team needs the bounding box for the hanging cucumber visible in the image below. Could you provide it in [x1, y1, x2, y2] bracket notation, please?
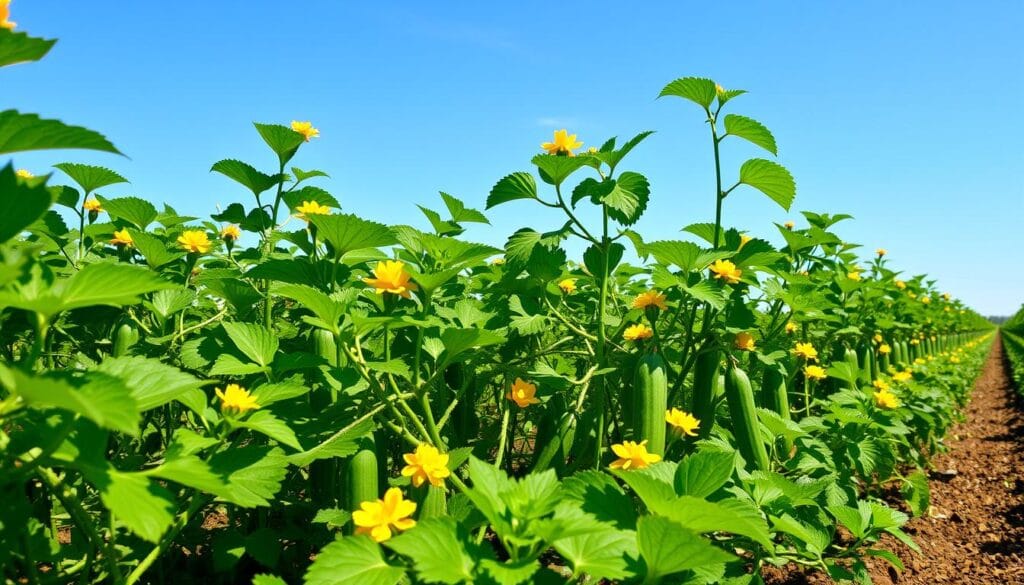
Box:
[344, 438, 380, 528]
[632, 352, 668, 456]
[760, 362, 793, 455]
[310, 329, 339, 506]
[112, 322, 139, 357]
[531, 410, 577, 472]
[724, 363, 770, 472]
[691, 348, 721, 440]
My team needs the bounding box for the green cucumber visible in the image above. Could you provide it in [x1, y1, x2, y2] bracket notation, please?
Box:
[724, 364, 770, 471]
[532, 410, 577, 472]
[760, 363, 793, 454]
[344, 438, 380, 523]
[416, 485, 447, 519]
[632, 353, 668, 456]
[691, 348, 721, 440]
[310, 329, 339, 506]
[112, 323, 138, 357]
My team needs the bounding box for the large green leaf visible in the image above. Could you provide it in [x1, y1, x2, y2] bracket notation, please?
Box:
[55, 262, 174, 315]
[282, 185, 340, 212]
[96, 195, 158, 229]
[440, 192, 489, 224]
[287, 417, 375, 466]
[0, 28, 56, 67]
[0, 109, 122, 155]
[724, 114, 778, 155]
[553, 527, 638, 581]
[308, 213, 396, 257]
[96, 355, 205, 412]
[487, 172, 537, 208]
[211, 159, 282, 196]
[385, 518, 476, 584]
[658, 496, 774, 549]
[304, 536, 405, 585]
[129, 230, 184, 268]
[658, 77, 718, 109]
[82, 467, 176, 543]
[254, 123, 304, 166]
[0, 366, 140, 434]
[439, 328, 506, 366]
[222, 321, 279, 367]
[208, 446, 289, 508]
[0, 163, 52, 244]
[531, 154, 589, 186]
[274, 283, 346, 333]
[674, 448, 735, 498]
[53, 163, 128, 194]
[637, 516, 734, 581]
[236, 410, 301, 450]
[602, 172, 650, 226]
[736, 158, 796, 211]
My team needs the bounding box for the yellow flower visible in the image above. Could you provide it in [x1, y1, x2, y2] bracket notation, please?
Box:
[894, 279, 906, 289]
[1, 0, 15, 30]
[609, 440, 661, 470]
[558, 278, 577, 294]
[784, 221, 795, 230]
[734, 332, 756, 351]
[876, 248, 887, 256]
[908, 291, 917, 299]
[715, 83, 726, 95]
[623, 323, 653, 342]
[401, 444, 451, 488]
[363, 260, 418, 298]
[632, 290, 668, 311]
[83, 198, 103, 212]
[847, 270, 861, 281]
[709, 259, 742, 284]
[803, 365, 827, 381]
[177, 230, 212, 254]
[490, 257, 505, 265]
[291, 120, 320, 142]
[914, 358, 926, 365]
[352, 488, 416, 543]
[295, 200, 331, 220]
[892, 370, 912, 383]
[219, 225, 240, 241]
[793, 342, 818, 361]
[949, 355, 961, 364]
[873, 389, 900, 409]
[909, 338, 920, 345]
[507, 377, 540, 408]
[665, 408, 700, 437]
[942, 292, 951, 301]
[921, 296, 931, 304]
[878, 343, 892, 355]
[785, 321, 798, 335]
[110, 228, 134, 247]
[872, 379, 890, 391]
[739, 234, 753, 249]
[215, 383, 260, 412]
[587, 146, 598, 154]
[541, 129, 583, 156]
[15, 168, 32, 178]
[873, 334, 883, 344]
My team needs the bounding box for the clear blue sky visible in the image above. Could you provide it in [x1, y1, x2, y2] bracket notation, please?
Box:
[5, 1, 1023, 315]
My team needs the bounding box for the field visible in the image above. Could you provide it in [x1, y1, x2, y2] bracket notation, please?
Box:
[1, 14, 1020, 585]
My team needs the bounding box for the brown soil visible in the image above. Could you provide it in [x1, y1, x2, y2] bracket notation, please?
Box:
[768, 335, 1024, 584]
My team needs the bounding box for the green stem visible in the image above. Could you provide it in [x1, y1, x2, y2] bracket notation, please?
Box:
[592, 205, 611, 469]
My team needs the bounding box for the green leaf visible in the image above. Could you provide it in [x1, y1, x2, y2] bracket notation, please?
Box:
[674, 448, 735, 498]
[736, 158, 796, 211]
[221, 322, 279, 368]
[251, 380, 310, 406]
[254, 123, 305, 166]
[55, 263, 173, 315]
[0, 109, 122, 155]
[637, 516, 735, 581]
[304, 536, 405, 585]
[252, 575, 288, 585]
[657, 496, 774, 549]
[95, 195, 158, 229]
[282, 186, 340, 212]
[553, 528, 639, 581]
[274, 283, 346, 333]
[0, 366, 140, 434]
[531, 154, 589, 186]
[723, 114, 778, 155]
[487, 172, 537, 208]
[53, 163, 128, 194]
[129, 230, 184, 268]
[645, 240, 701, 272]
[50, 184, 80, 209]
[771, 514, 832, 555]
[82, 467, 176, 543]
[599, 130, 655, 173]
[308, 213, 396, 257]
[0, 163, 52, 244]
[208, 446, 289, 508]
[658, 77, 718, 109]
[602, 172, 650, 226]
[97, 355, 206, 412]
[291, 167, 330, 182]
[440, 328, 506, 366]
[210, 354, 268, 376]
[0, 28, 57, 67]
[386, 517, 476, 584]
[236, 410, 301, 450]
[901, 471, 930, 517]
[287, 417, 375, 466]
[211, 159, 282, 196]
[440, 192, 489, 224]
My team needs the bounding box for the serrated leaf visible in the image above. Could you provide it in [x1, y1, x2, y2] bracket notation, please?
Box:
[674, 448, 735, 498]
[96, 355, 205, 412]
[902, 470, 930, 517]
[0, 109, 122, 155]
[254, 123, 305, 166]
[637, 516, 735, 582]
[82, 467, 175, 543]
[0, 28, 57, 67]
[0, 163, 52, 244]
[724, 114, 778, 155]
[304, 536, 405, 585]
[128, 230, 184, 268]
[287, 417, 375, 466]
[52, 262, 173, 316]
[212, 159, 282, 196]
[603, 172, 650, 226]
[0, 366, 141, 434]
[308, 213, 396, 257]
[53, 163, 127, 194]
[282, 185, 340, 212]
[487, 172, 537, 208]
[385, 517, 476, 584]
[553, 527, 639, 581]
[208, 446, 289, 508]
[440, 328, 506, 366]
[440, 192, 488, 224]
[736, 158, 795, 211]
[94, 195, 157, 229]
[222, 321, 279, 367]
[659, 77, 718, 109]
[531, 154, 589, 186]
[236, 410, 301, 450]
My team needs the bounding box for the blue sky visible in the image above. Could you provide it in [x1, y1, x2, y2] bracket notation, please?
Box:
[5, 1, 1023, 315]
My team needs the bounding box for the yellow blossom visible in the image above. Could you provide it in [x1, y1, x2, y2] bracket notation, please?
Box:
[942, 292, 951, 301]
[709, 259, 742, 284]
[665, 408, 700, 437]
[15, 168, 32, 179]
[949, 355, 961, 364]
[715, 83, 726, 95]
[873, 334, 883, 344]
[847, 270, 861, 281]
[876, 248, 887, 256]
[793, 342, 818, 361]
[364, 260, 418, 298]
[110, 228, 134, 247]
[558, 278, 577, 294]
[352, 488, 416, 543]
[785, 321, 798, 335]
[921, 296, 931, 304]
[295, 200, 331, 220]
[739, 234, 753, 249]
[734, 332, 756, 351]
[83, 199, 103, 212]
[623, 323, 653, 342]
[291, 120, 320, 142]
[632, 290, 668, 311]
[874, 389, 900, 409]
[892, 371, 912, 383]
[878, 343, 892, 355]
[215, 383, 260, 412]
[609, 440, 661, 470]
[541, 129, 583, 156]
[1, 1, 15, 30]
[490, 257, 505, 265]
[587, 146, 598, 154]
[872, 379, 890, 391]
[507, 378, 540, 408]
[914, 358, 926, 365]
[220, 224, 241, 241]
[894, 280, 906, 289]
[177, 230, 212, 254]
[908, 292, 917, 299]
[401, 444, 451, 488]
[803, 365, 827, 381]
[784, 221, 795, 230]
[909, 338, 920, 345]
